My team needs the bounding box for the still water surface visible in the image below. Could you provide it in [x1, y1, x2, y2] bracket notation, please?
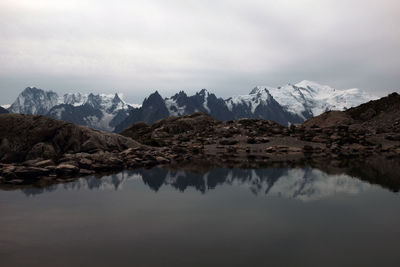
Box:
[1, 166, 399, 267]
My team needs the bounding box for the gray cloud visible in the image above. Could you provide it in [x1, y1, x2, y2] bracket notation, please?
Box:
[0, 0, 399, 104]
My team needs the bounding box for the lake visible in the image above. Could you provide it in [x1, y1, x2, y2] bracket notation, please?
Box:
[1, 166, 399, 266]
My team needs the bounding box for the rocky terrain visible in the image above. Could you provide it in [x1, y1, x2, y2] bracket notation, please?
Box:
[0, 114, 181, 185]
[0, 93, 399, 187]
[121, 93, 400, 163]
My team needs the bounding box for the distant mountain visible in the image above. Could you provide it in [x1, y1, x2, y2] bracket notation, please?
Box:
[7, 81, 375, 132]
[8, 87, 59, 115]
[304, 92, 400, 132]
[115, 81, 376, 132]
[8, 87, 134, 131]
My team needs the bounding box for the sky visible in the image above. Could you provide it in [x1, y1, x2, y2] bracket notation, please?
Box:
[0, 0, 399, 104]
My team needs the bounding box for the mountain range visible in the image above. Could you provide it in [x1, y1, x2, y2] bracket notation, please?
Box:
[116, 80, 375, 132]
[5, 81, 375, 132]
[7, 87, 134, 131]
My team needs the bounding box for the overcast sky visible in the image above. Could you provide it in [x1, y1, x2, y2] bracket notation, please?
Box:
[0, 0, 399, 104]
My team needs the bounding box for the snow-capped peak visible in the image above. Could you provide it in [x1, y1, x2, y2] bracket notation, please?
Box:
[227, 80, 376, 120]
[112, 93, 122, 103]
[63, 93, 89, 106]
[249, 86, 273, 95]
[1, 104, 11, 109]
[226, 86, 273, 113]
[295, 80, 335, 92]
[8, 87, 60, 115]
[8, 87, 139, 132]
[198, 88, 210, 96]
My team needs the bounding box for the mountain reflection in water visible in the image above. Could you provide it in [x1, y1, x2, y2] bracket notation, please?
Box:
[20, 167, 375, 201]
[2, 163, 400, 267]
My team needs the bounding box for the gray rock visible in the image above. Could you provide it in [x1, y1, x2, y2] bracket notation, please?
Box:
[55, 164, 79, 176]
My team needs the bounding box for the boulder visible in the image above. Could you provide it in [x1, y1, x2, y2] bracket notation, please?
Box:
[0, 114, 141, 163]
[55, 164, 79, 176]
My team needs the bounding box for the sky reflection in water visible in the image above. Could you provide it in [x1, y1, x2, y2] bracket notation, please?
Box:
[1, 166, 399, 267]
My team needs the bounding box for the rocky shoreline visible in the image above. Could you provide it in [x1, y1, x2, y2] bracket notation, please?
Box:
[1, 93, 399, 187]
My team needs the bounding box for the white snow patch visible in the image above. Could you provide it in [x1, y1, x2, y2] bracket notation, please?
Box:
[127, 103, 142, 109]
[165, 98, 186, 116]
[203, 96, 210, 112]
[227, 80, 376, 118]
[63, 93, 88, 106]
[84, 112, 115, 132]
[226, 87, 272, 113]
[52, 107, 65, 119]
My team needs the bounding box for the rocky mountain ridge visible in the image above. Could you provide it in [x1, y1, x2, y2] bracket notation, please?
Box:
[6, 81, 375, 132]
[7, 87, 134, 131]
[115, 80, 375, 132]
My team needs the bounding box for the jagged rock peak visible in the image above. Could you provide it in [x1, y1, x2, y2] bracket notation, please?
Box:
[86, 93, 102, 107]
[8, 87, 60, 115]
[171, 90, 188, 100]
[197, 88, 211, 96]
[112, 93, 122, 103]
[144, 91, 164, 102]
[8, 87, 137, 132]
[249, 86, 269, 95]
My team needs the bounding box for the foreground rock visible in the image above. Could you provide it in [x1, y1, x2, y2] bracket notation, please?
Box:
[0, 114, 141, 163]
[0, 114, 181, 183]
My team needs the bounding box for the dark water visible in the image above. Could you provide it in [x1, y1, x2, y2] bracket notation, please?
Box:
[1, 166, 399, 267]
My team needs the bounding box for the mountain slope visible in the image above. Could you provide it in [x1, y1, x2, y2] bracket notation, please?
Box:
[304, 92, 400, 134]
[226, 87, 305, 124]
[8, 87, 60, 115]
[8, 88, 134, 131]
[47, 93, 133, 131]
[0, 106, 8, 114]
[165, 89, 233, 121]
[250, 80, 376, 119]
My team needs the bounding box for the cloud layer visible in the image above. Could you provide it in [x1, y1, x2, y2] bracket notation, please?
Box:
[1, 0, 399, 104]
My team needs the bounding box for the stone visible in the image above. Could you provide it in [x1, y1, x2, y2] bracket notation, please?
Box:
[156, 156, 169, 164]
[79, 169, 95, 175]
[55, 164, 79, 176]
[121, 148, 135, 156]
[22, 159, 43, 166]
[312, 136, 328, 143]
[13, 166, 50, 178]
[26, 142, 56, 160]
[265, 147, 276, 153]
[33, 159, 55, 168]
[78, 158, 93, 168]
[8, 179, 24, 184]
